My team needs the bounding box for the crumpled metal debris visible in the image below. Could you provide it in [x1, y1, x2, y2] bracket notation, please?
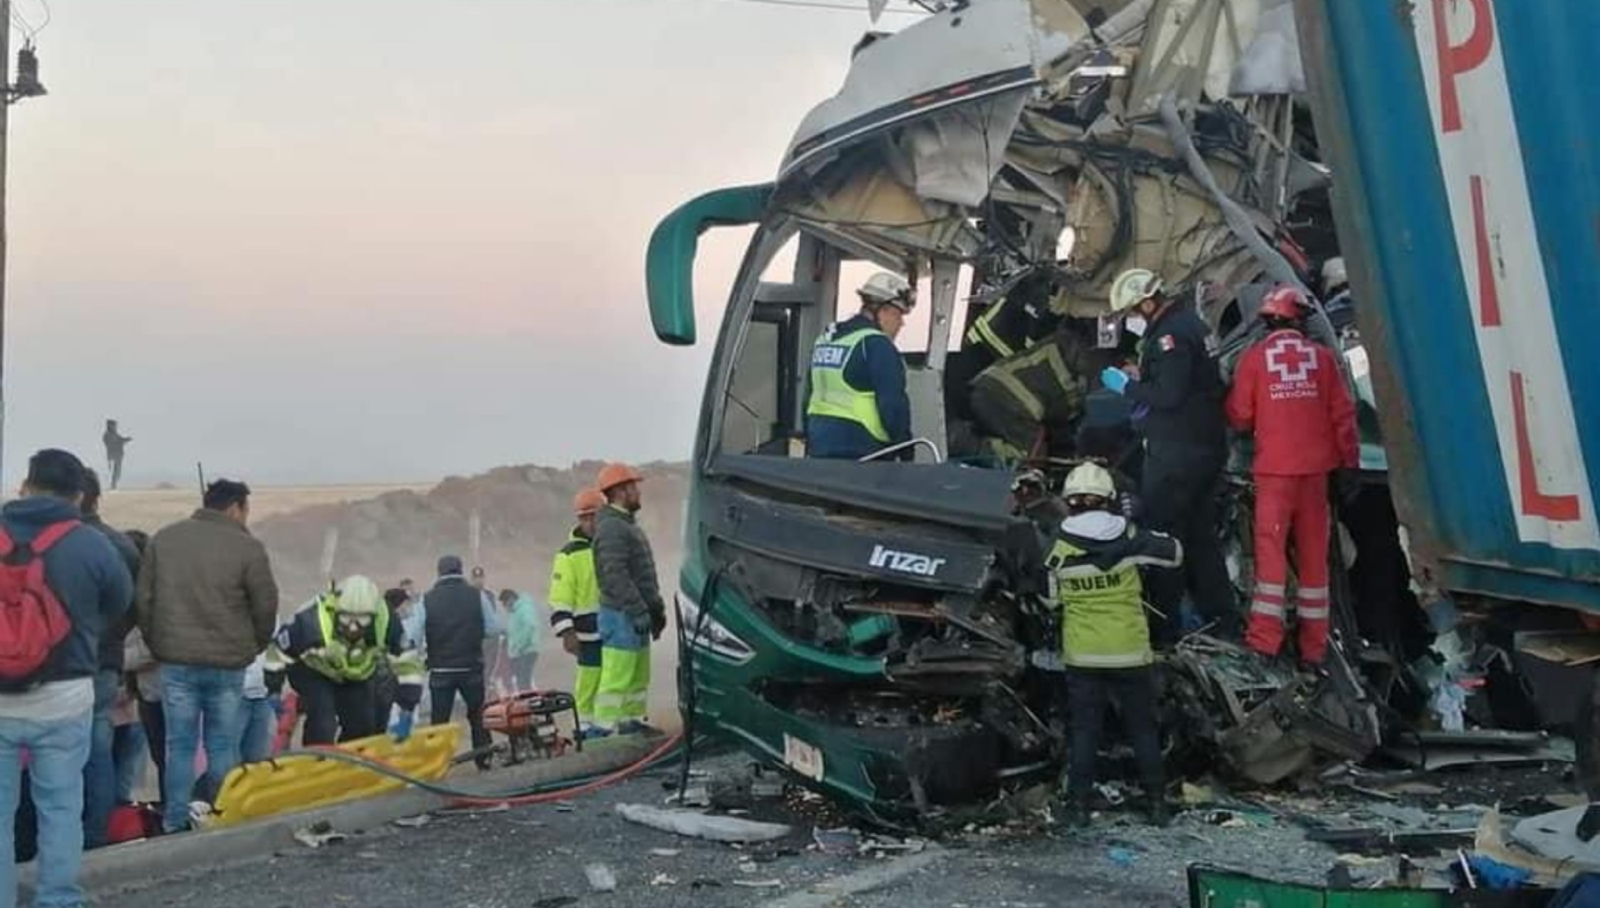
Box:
[1166, 635, 1380, 785]
[292, 820, 346, 849]
[614, 803, 792, 843]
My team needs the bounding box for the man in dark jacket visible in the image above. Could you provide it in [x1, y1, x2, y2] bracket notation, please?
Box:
[0, 449, 133, 907]
[410, 556, 504, 769]
[136, 478, 279, 832]
[78, 468, 140, 849]
[1101, 269, 1234, 643]
[592, 463, 667, 735]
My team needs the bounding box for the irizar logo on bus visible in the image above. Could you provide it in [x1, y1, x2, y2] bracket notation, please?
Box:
[868, 544, 946, 578]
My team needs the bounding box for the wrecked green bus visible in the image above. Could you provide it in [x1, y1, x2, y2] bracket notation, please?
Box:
[645, 0, 1600, 821]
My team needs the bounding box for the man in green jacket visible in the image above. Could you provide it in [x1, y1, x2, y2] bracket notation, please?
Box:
[500, 589, 541, 692]
[591, 464, 667, 735]
[1045, 463, 1182, 829]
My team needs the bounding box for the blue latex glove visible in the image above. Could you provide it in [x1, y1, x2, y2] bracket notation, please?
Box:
[1100, 367, 1130, 395]
[388, 705, 414, 743]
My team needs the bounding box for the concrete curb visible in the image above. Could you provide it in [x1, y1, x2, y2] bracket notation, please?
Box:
[20, 735, 665, 896]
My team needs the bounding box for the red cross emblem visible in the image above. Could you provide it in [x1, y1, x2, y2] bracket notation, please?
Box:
[1265, 336, 1318, 383]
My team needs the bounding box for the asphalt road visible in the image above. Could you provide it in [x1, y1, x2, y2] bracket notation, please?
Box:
[102, 753, 1355, 908]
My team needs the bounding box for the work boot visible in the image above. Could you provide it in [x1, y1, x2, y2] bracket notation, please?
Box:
[1144, 796, 1171, 828]
[1063, 794, 1091, 829]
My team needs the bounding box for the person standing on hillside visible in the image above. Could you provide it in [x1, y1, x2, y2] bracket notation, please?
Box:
[78, 468, 140, 849]
[0, 449, 133, 908]
[410, 556, 504, 769]
[101, 420, 132, 491]
[549, 490, 605, 736]
[136, 479, 279, 833]
[592, 464, 667, 736]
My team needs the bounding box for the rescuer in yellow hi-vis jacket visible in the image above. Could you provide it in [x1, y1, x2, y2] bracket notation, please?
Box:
[273, 575, 424, 745]
[549, 489, 605, 737]
[1046, 463, 1182, 829]
[805, 272, 916, 460]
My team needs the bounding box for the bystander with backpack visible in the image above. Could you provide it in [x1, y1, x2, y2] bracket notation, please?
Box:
[0, 449, 134, 907]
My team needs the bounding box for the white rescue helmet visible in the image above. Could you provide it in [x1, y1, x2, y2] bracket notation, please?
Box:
[1108, 268, 1164, 314]
[335, 575, 383, 617]
[1322, 257, 1348, 290]
[858, 272, 915, 313]
[1063, 462, 1116, 501]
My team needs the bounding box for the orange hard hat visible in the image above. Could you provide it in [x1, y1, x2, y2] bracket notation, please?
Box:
[595, 462, 644, 493]
[573, 489, 606, 516]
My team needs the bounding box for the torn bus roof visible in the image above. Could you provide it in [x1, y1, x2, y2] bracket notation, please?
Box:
[772, 0, 1324, 320]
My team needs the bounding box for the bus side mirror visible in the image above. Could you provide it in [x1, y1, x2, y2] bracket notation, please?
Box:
[645, 184, 772, 346]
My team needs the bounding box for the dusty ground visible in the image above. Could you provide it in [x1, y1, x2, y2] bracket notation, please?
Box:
[98, 485, 428, 536]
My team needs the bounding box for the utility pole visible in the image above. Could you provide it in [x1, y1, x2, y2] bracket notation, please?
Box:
[0, 0, 48, 491]
[2, 0, 12, 491]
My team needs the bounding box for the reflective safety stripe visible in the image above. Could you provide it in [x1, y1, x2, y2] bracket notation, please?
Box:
[978, 340, 1079, 423]
[1298, 586, 1330, 601]
[967, 312, 1016, 359]
[1250, 601, 1286, 618]
[1254, 582, 1287, 596]
[301, 594, 389, 683]
[807, 326, 891, 442]
[1063, 650, 1154, 669]
[595, 644, 651, 725]
[1298, 606, 1331, 620]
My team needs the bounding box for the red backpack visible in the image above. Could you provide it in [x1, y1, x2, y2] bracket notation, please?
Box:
[0, 521, 79, 684]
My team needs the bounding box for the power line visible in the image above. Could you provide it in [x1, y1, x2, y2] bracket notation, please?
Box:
[714, 0, 928, 14]
[8, 8, 32, 40]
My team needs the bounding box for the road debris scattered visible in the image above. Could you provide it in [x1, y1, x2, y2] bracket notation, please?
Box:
[583, 862, 618, 892]
[292, 821, 347, 849]
[614, 803, 792, 843]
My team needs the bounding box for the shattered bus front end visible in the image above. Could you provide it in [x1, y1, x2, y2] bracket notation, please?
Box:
[677, 458, 1059, 820]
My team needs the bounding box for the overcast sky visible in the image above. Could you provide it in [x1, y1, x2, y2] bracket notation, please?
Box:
[3, 0, 921, 486]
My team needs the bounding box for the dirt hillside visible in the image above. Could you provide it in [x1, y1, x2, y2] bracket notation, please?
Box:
[249, 461, 689, 606]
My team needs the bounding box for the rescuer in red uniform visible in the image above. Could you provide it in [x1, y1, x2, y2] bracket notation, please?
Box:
[1226, 286, 1359, 665]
